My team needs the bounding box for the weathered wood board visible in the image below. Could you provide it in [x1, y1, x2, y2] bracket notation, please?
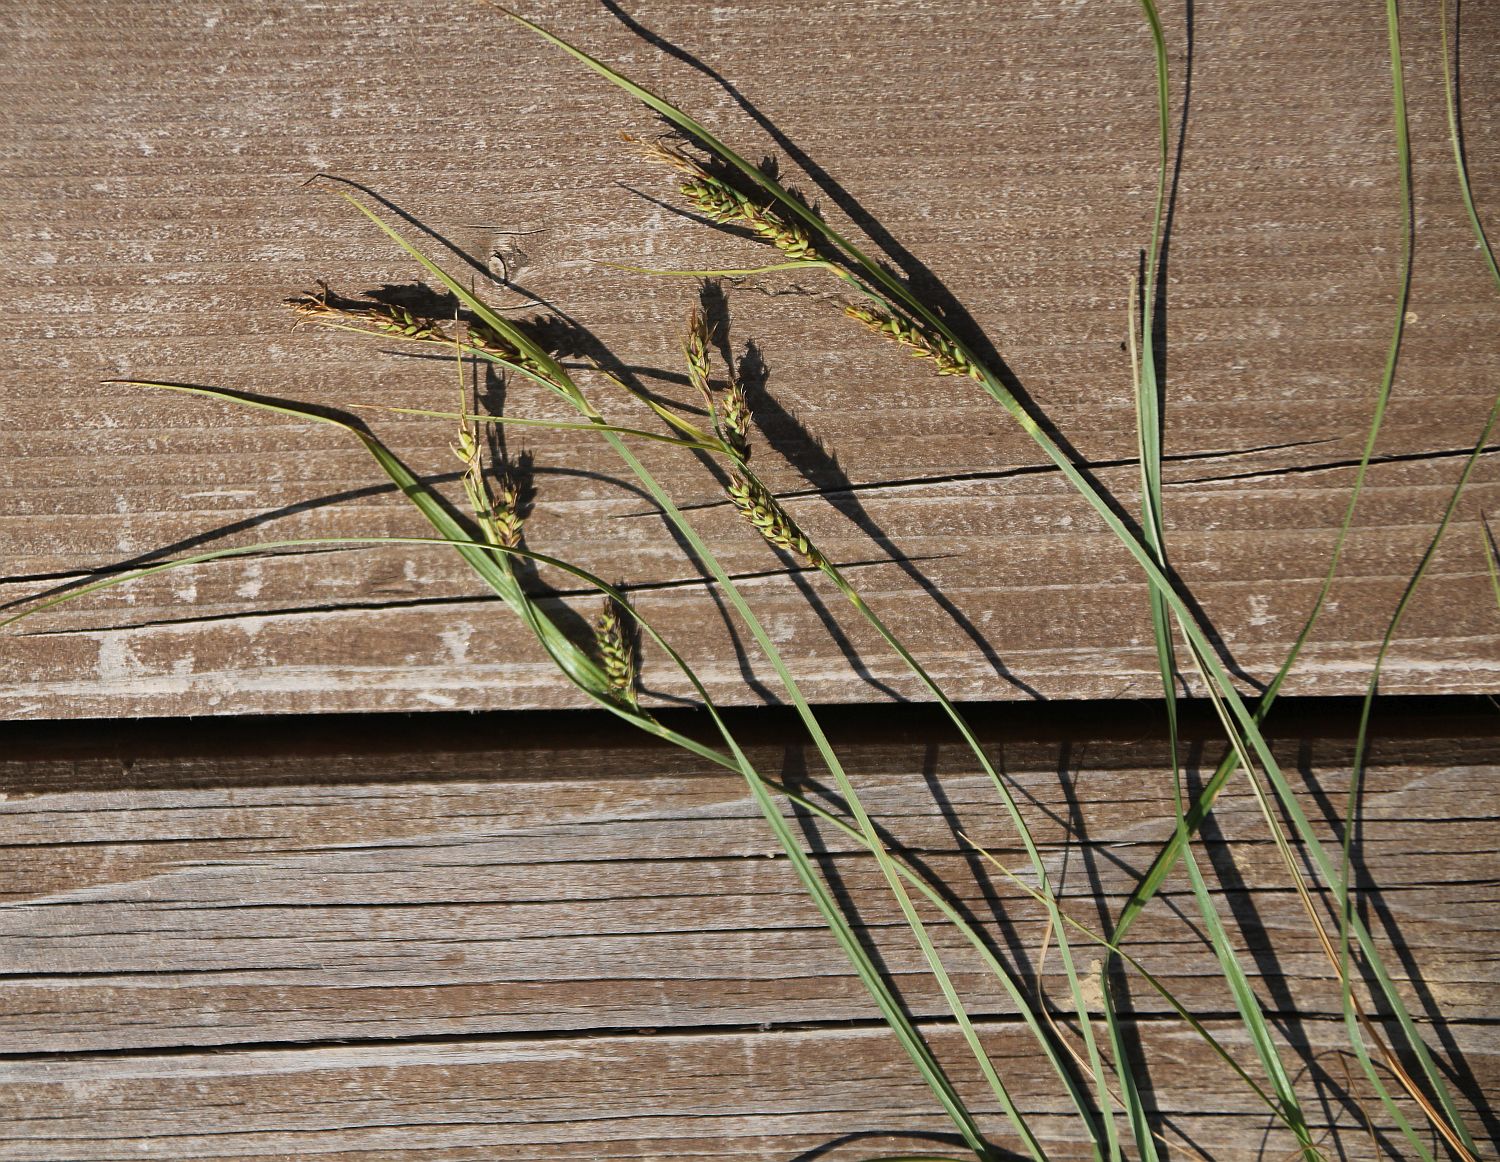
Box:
[2, 708, 1496, 1158]
[3, 1, 1499, 717]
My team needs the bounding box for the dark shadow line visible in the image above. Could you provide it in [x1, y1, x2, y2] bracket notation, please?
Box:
[0, 460, 669, 613]
[310, 174, 495, 283]
[1171, 444, 1500, 488]
[28, 554, 918, 638]
[727, 323, 1042, 700]
[790, 1128, 1010, 1162]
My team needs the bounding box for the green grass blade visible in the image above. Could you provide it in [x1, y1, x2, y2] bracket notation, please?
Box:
[599, 432, 1030, 1162]
[793, 504, 1111, 1154]
[963, 836, 1290, 1124]
[1102, 4, 1478, 1143]
[1117, 12, 1175, 1153]
[1128, 88, 1314, 1145]
[1339, 379, 1499, 1159]
[1441, 0, 1500, 288]
[350, 401, 725, 452]
[1123, 10, 1317, 1146]
[1331, 7, 1485, 1154]
[108, 379, 610, 696]
[1485, 520, 1500, 611]
[1113, 194, 1407, 934]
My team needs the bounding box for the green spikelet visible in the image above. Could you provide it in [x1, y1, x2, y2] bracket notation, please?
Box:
[683, 307, 753, 461]
[725, 474, 824, 568]
[685, 307, 713, 401]
[452, 418, 525, 551]
[719, 377, 753, 461]
[845, 302, 982, 380]
[594, 596, 639, 708]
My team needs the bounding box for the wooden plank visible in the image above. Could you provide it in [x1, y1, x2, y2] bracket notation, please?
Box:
[1, 857, 1491, 1053]
[1, 712, 1494, 1162]
[1, 1022, 1495, 1161]
[4, 0, 1499, 717]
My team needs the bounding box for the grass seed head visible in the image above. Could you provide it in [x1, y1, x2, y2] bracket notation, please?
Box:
[635, 135, 819, 261]
[845, 302, 981, 380]
[288, 281, 449, 343]
[719, 377, 753, 461]
[452, 419, 525, 550]
[739, 200, 819, 261]
[464, 317, 560, 385]
[685, 306, 713, 402]
[487, 472, 526, 550]
[725, 473, 824, 568]
[683, 307, 753, 460]
[594, 595, 639, 708]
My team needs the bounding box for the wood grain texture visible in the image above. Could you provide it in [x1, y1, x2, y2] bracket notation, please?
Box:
[2, 1022, 1496, 1161]
[3, 0, 1499, 718]
[2, 713, 1496, 1157]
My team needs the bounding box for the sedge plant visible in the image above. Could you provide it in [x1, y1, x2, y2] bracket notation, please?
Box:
[6, 2, 1496, 1158]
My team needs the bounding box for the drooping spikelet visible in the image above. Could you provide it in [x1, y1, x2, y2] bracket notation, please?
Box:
[594, 596, 639, 709]
[288, 282, 448, 343]
[844, 303, 982, 381]
[724, 474, 825, 569]
[637, 137, 819, 262]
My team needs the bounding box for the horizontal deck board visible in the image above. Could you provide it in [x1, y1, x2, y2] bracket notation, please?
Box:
[3, 0, 1498, 716]
[1, 710, 1495, 1156]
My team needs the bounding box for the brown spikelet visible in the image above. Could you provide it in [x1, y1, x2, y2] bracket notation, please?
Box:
[288, 282, 448, 343]
[633, 135, 712, 181]
[684, 307, 713, 402]
[594, 596, 639, 708]
[488, 471, 525, 550]
[725, 474, 825, 568]
[844, 303, 982, 381]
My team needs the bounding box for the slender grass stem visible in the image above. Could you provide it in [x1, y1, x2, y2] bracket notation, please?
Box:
[1127, 275, 1318, 1159]
[725, 455, 1114, 1154]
